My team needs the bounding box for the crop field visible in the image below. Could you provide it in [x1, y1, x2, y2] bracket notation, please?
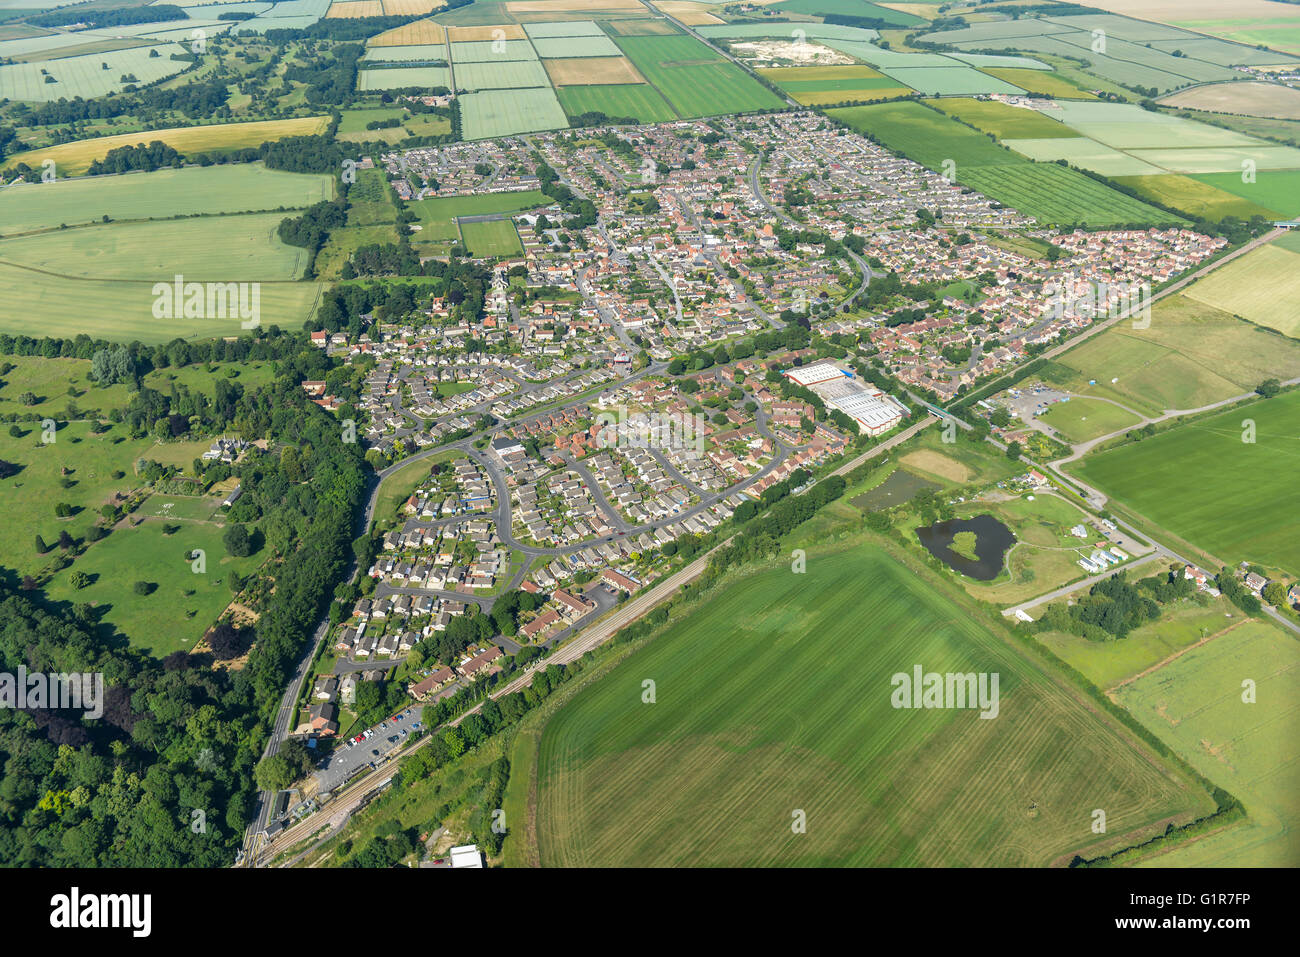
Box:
[0, 117, 329, 176]
[0, 213, 311, 282]
[449, 38, 538, 61]
[326, 0, 383, 15]
[1190, 170, 1300, 217]
[1039, 294, 1300, 420]
[1129, 145, 1300, 175]
[446, 24, 528, 42]
[1115, 622, 1300, 867]
[0, 260, 324, 342]
[523, 18, 606, 38]
[1114, 173, 1282, 220]
[1159, 81, 1300, 120]
[1035, 396, 1144, 443]
[556, 82, 676, 122]
[774, 0, 920, 22]
[980, 66, 1096, 99]
[929, 98, 1079, 139]
[42, 513, 266, 657]
[604, 17, 680, 36]
[361, 43, 448, 62]
[1181, 242, 1300, 338]
[459, 218, 523, 257]
[544, 54, 644, 84]
[1002, 137, 1163, 177]
[613, 34, 785, 117]
[0, 43, 193, 101]
[357, 65, 452, 90]
[531, 34, 621, 57]
[459, 87, 569, 138]
[529, 543, 1214, 866]
[454, 58, 550, 90]
[1072, 390, 1300, 574]
[368, 18, 446, 45]
[0, 164, 332, 235]
[879, 64, 1023, 95]
[757, 64, 909, 102]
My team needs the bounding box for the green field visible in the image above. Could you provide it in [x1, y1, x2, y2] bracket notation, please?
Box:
[613, 34, 785, 118]
[0, 43, 193, 101]
[357, 65, 452, 91]
[1191, 170, 1300, 218]
[827, 101, 1180, 225]
[0, 164, 333, 236]
[1038, 294, 1300, 420]
[0, 356, 132, 419]
[454, 58, 551, 91]
[1116, 622, 1300, 867]
[1036, 396, 1144, 443]
[774, 0, 921, 24]
[526, 541, 1213, 866]
[980, 66, 1096, 99]
[459, 87, 570, 139]
[1181, 242, 1300, 338]
[929, 97, 1080, 139]
[1114, 173, 1281, 221]
[408, 189, 551, 242]
[42, 511, 265, 657]
[881, 65, 1023, 95]
[556, 83, 677, 123]
[459, 218, 523, 257]
[1071, 391, 1300, 574]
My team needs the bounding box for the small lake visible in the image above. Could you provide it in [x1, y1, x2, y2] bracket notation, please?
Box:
[852, 469, 941, 511]
[915, 514, 1016, 581]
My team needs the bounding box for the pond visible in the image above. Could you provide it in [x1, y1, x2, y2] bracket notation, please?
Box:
[852, 469, 941, 511]
[915, 514, 1016, 581]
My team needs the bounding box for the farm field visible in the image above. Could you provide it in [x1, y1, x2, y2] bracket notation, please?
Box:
[0, 164, 333, 235]
[0, 213, 312, 282]
[555, 83, 677, 122]
[357, 65, 453, 90]
[459, 87, 569, 139]
[878, 64, 1023, 95]
[1115, 621, 1300, 867]
[1036, 294, 1300, 420]
[613, 33, 785, 117]
[529, 542, 1215, 866]
[543, 54, 645, 84]
[1002, 137, 1162, 177]
[0, 117, 329, 176]
[1113, 173, 1281, 221]
[1181, 242, 1300, 338]
[0, 43, 193, 102]
[360, 43, 448, 61]
[454, 58, 550, 90]
[757, 63, 912, 103]
[459, 218, 523, 257]
[1190, 169, 1300, 217]
[368, 18, 446, 45]
[42, 513, 265, 657]
[774, 0, 920, 23]
[1070, 391, 1300, 574]
[531, 34, 621, 57]
[1159, 81, 1300, 121]
[979, 66, 1096, 99]
[1035, 396, 1144, 443]
[929, 97, 1079, 139]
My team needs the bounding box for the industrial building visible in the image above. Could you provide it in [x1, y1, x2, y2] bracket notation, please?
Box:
[783, 362, 908, 437]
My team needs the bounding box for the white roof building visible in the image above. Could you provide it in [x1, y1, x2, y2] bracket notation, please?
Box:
[449, 845, 484, 868]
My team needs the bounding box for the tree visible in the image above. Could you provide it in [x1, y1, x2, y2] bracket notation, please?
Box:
[1261, 581, 1287, 607]
[254, 754, 293, 793]
[34, 534, 49, 553]
[1006, 441, 1022, 461]
[1256, 378, 1281, 399]
[133, 581, 154, 596]
[69, 571, 91, 589]
[223, 523, 252, 557]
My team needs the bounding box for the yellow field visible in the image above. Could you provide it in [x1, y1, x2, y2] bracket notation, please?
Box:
[758, 65, 885, 81]
[2, 116, 329, 177]
[982, 67, 1096, 100]
[447, 24, 527, 41]
[368, 19, 446, 45]
[383, 0, 444, 13]
[326, 0, 384, 15]
[792, 87, 913, 106]
[545, 55, 645, 85]
[1182, 243, 1300, 338]
[652, 1, 722, 23]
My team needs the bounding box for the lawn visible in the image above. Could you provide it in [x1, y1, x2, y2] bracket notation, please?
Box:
[408, 189, 551, 241]
[555, 83, 677, 123]
[0, 356, 132, 419]
[528, 541, 1213, 866]
[613, 34, 786, 118]
[459, 218, 523, 257]
[1039, 294, 1300, 419]
[1071, 390, 1300, 575]
[42, 515, 265, 657]
[1116, 620, 1300, 867]
[1, 117, 329, 176]
[1181, 242, 1300, 338]
[370, 448, 467, 530]
[1035, 396, 1143, 443]
[0, 164, 334, 235]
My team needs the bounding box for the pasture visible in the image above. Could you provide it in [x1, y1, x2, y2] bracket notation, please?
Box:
[0, 356, 131, 420]
[0, 43, 193, 102]
[1181, 242, 1300, 338]
[1115, 621, 1300, 867]
[556, 83, 676, 122]
[0, 164, 333, 235]
[1, 117, 329, 176]
[1038, 294, 1300, 420]
[1072, 390, 1300, 574]
[529, 543, 1214, 866]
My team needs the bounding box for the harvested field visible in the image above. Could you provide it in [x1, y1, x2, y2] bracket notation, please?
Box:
[545, 54, 645, 84]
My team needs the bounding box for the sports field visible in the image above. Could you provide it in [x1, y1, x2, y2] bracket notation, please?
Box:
[408, 189, 551, 241]
[1038, 294, 1300, 420]
[1072, 390, 1300, 574]
[460, 218, 523, 257]
[613, 33, 785, 117]
[1116, 622, 1300, 867]
[0, 164, 333, 235]
[1181, 242, 1300, 338]
[459, 87, 569, 139]
[556, 83, 676, 122]
[1, 117, 329, 176]
[1036, 396, 1143, 443]
[528, 544, 1213, 866]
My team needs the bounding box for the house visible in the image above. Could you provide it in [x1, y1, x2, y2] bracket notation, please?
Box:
[339, 674, 357, 706]
[601, 568, 640, 593]
[312, 676, 338, 702]
[552, 588, 594, 621]
[408, 666, 456, 700]
[1244, 572, 1268, 595]
[458, 645, 503, 680]
[308, 703, 339, 737]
